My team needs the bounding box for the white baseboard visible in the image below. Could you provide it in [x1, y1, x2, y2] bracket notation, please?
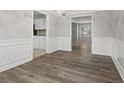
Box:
[111, 56, 124, 82]
[92, 51, 111, 56]
[0, 56, 32, 72]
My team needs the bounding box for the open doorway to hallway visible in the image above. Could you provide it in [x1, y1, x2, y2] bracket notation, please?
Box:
[71, 15, 92, 56]
[33, 11, 47, 59]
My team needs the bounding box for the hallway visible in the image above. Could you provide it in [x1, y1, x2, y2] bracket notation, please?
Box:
[0, 40, 122, 82]
[72, 37, 91, 57]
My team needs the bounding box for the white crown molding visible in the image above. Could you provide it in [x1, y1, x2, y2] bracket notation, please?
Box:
[41, 10, 101, 17]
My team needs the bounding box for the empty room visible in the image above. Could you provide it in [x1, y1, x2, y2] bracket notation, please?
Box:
[0, 10, 123, 83]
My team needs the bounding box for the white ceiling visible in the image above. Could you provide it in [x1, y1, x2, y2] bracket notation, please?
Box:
[43, 10, 95, 16]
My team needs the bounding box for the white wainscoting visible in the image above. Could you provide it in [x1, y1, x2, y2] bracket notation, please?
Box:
[47, 37, 58, 53]
[58, 37, 71, 51]
[0, 39, 32, 72]
[33, 36, 46, 50]
[47, 37, 71, 53]
[111, 39, 124, 82]
[112, 56, 124, 82]
[92, 37, 112, 56]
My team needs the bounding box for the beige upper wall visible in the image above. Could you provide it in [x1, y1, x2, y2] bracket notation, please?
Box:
[93, 10, 113, 38]
[48, 14, 59, 38]
[113, 10, 124, 41]
[93, 10, 124, 40]
[57, 16, 70, 37]
[0, 10, 33, 40]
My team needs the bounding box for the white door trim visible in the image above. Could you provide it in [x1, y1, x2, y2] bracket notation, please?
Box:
[77, 23, 79, 41]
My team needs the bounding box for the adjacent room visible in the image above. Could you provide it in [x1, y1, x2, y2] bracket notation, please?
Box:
[33, 11, 47, 58]
[71, 15, 92, 56]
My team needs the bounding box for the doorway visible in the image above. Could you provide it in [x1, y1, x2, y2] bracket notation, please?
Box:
[33, 10, 48, 59]
[71, 15, 93, 56]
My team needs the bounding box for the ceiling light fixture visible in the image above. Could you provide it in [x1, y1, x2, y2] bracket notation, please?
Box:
[56, 10, 66, 16]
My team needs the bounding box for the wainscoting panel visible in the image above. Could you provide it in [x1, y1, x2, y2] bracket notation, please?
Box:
[111, 39, 124, 82]
[47, 37, 58, 53]
[0, 39, 32, 72]
[58, 37, 71, 51]
[92, 37, 112, 56]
